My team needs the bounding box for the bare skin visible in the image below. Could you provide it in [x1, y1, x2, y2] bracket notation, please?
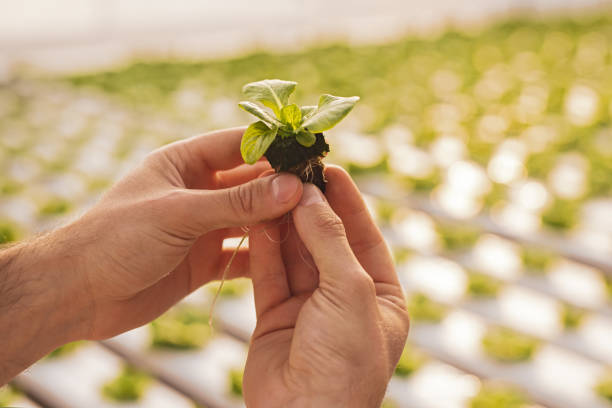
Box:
[245, 167, 410, 407]
[0, 128, 303, 384]
[0, 128, 409, 407]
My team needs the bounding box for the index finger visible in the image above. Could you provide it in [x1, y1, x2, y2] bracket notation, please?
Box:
[324, 165, 398, 285]
[156, 127, 250, 188]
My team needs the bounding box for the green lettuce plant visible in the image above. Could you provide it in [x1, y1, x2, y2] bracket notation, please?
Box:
[470, 383, 528, 408]
[482, 327, 539, 363]
[228, 368, 244, 397]
[520, 246, 554, 273]
[394, 344, 427, 378]
[467, 272, 502, 298]
[46, 341, 84, 359]
[102, 366, 151, 402]
[560, 303, 586, 330]
[0, 385, 20, 407]
[238, 79, 359, 191]
[596, 371, 612, 403]
[406, 293, 447, 323]
[437, 224, 481, 251]
[150, 306, 211, 350]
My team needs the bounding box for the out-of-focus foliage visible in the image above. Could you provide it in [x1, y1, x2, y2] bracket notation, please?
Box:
[381, 398, 400, 408]
[0, 222, 18, 244]
[482, 327, 539, 363]
[150, 306, 212, 350]
[407, 293, 447, 322]
[438, 224, 481, 251]
[467, 272, 502, 298]
[206, 277, 251, 298]
[228, 368, 244, 397]
[0, 385, 19, 407]
[394, 344, 428, 378]
[101, 366, 151, 402]
[596, 371, 612, 403]
[46, 341, 84, 359]
[560, 303, 586, 330]
[520, 246, 555, 272]
[541, 199, 579, 230]
[470, 383, 528, 408]
[66, 16, 612, 205]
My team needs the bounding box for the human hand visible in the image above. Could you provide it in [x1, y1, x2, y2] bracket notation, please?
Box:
[64, 127, 303, 339]
[243, 167, 410, 407]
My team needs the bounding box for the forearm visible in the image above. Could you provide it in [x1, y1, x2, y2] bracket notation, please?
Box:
[0, 228, 91, 384]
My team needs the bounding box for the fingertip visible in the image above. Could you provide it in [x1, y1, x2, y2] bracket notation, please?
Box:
[258, 168, 276, 178]
[272, 173, 303, 205]
[323, 165, 356, 194]
[298, 183, 326, 207]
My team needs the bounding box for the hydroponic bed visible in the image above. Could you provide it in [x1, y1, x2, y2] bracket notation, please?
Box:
[2, 14, 612, 408]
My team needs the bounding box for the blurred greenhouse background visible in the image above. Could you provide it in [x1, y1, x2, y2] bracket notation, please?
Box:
[1, 1, 612, 407]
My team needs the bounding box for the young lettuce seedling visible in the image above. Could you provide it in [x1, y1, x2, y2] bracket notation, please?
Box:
[239, 79, 359, 191]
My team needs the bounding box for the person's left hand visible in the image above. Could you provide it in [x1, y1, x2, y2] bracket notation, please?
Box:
[243, 166, 409, 407]
[62, 127, 303, 340]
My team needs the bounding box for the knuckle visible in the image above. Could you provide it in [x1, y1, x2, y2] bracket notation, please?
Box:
[313, 210, 346, 237]
[145, 190, 185, 219]
[229, 183, 256, 216]
[349, 270, 376, 297]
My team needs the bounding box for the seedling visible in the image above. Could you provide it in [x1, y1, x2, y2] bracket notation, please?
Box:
[39, 197, 71, 217]
[560, 303, 586, 330]
[467, 272, 502, 298]
[437, 224, 481, 251]
[596, 371, 612, 403]
[541, 198, 578, 230]
[381, 398, 400, 408]
[228, 368, 244, 397]
[46, 341, 84, 359]
[605, 277, 612, 299]
[238, 79, 359, 192]
[470, 383, 528, 408]
[0, 222, 18, 245]
[102, 366, 151, 402]
[150, 306, 211, 349]
[0, 385, 20, 407]
[482, 327, 539, 363]
[406, 293, 447, 323]
[206, 277, 250, 298]
[394, 344, 427, 378]
[520, 246, 554, 273]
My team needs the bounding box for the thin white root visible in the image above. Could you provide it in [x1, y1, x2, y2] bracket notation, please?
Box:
[263, 213, 292, 243]
[208, 232, 249, 328]
[301, 160, 314, 182]
[296, 233, 317, 273]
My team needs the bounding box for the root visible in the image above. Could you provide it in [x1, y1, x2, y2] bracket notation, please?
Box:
[301, 160, 314, 184]
[208, 232, 248, 328]
[295, 232, 317, 274]
[263, 214, 292, 244]
[207, 215, 292, 328]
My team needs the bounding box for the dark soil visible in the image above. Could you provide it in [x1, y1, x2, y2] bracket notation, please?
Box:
[265, 132, 330, 192]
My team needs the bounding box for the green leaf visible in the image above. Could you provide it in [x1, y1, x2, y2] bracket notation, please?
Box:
[300, 94, 359, 133]
[240, 121, 278, 164]
[281, 104, 302, 129]
[300, 105, 317, 119]
[296, 130, 316, 147]
[242, 79, 297, 116]
[238, 101, 282, 127]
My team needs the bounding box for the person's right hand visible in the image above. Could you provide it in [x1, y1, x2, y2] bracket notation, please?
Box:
[243, 166, 410, 407]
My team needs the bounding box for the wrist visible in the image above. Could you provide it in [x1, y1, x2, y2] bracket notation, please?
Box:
[0, 227, 93, 382]
[282, 371, 386, 408]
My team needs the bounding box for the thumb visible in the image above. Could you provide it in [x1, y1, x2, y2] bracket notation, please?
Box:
[188, 173, 302, 232]
[292, 183, 372, 289]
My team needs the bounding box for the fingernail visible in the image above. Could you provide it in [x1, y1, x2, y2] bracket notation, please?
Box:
[272, 174, 300, 204]
[299, 183, 325, 207]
